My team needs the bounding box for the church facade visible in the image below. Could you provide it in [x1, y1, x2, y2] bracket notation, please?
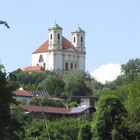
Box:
[32, 23, 86, 72]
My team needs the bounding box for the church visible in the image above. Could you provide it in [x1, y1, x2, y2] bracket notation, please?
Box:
[24, 23, 86, 72]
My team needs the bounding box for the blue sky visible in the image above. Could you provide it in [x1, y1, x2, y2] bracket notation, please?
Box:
[0, 0, 140, 75]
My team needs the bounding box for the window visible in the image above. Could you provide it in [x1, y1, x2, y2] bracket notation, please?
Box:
[43, 63, 46, 69]
[73, 37, 75, 43]
[39, 55, 44, 62]
[58, 33, 60, 39]
[50, 34, 52, 40]
[65, 63, 68, 71]
[81, 37, 83, 43]
[75, 63, 77, 68]
[71, 63, 73, 69]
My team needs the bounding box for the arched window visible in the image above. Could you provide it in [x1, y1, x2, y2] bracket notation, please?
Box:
[39, 55, 44, 62]
[73, 37, 75, 43]
[81, 36, 83, 43]
[65, 63, 68, 71]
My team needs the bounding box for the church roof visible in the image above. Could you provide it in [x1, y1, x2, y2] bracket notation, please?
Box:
[72, 25, 85, 33]
[48, 22, 63, 30]
[32, 36, 77, 54]
[23, 66, 43, 72]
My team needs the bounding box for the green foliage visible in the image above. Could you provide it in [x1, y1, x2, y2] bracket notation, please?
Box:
[24, 119, 46, 140]
[38, 74, 64, 96]
[92, 95, 127, 140]
[68, 101, 78, 108]
[10, 70, 53, 90]
[121, 58, 140, 78]
[30, 97, 65, 107]
[24, 117, 87, 140]
[78, 123, 92, 140]
[63, 70, 92, 96]
[0, 68, 24, 139]
[124, 78, 140, 139]
[0, 70, 13, 139]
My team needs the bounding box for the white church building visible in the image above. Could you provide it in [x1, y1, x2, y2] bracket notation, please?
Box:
[24, 23, 86, 72]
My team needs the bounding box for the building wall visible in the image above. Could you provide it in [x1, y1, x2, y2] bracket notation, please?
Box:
[78, 54, 85, 70]
[54, 51, 63, 70]
[80, 98, 90, 106]
[14, 96, 32, 104]
[32, 52, 48, 69]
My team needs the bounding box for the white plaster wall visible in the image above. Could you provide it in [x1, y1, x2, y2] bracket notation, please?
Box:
[78, 54, 85, 71]
[71, 32, 85, 48]
[48, 30, 62, 50]
[32, 52, 49, 69]
[80, 98, 90, 106]
[14, 96, 32, 104]
[54, 52, 63, 70]
[47, 52, 54, 70]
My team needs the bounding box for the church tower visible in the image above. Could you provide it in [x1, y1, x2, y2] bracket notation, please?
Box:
[48, 22, 63, 50]
[71, 25, 85, 52]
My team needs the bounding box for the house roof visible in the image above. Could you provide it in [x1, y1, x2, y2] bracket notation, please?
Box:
[73, 96, 99, 100]
[13, 89, 33, 97]
[23, 105, 70, 114]
[32, 36, 77, 54]
[23, 66, 43, 72]
[23, 105, 92, 115]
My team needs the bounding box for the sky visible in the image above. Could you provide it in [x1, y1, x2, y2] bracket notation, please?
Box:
[0, 0, 140, 83]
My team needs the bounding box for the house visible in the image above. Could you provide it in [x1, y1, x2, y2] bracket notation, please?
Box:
[73, 96, 99, 108]
[24, 22, 86, 72]
[13, 88, 33, 104]
[13, 88, 49, 104]
[23, 104, 96, 120]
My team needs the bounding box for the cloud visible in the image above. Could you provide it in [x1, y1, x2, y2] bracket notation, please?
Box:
[91, 64, 122, 84]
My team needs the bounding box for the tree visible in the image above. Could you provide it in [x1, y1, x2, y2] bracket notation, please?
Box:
[38, 74, 64, 96]
[63, 70, 92, 97]
[78, 123, 92, 140]
[0, 20, 10, 28]
[121, 58, 140, 81]
[92, 95, 128, 140]
[0, 69, 12, 139]
[125, 78, 140, 139]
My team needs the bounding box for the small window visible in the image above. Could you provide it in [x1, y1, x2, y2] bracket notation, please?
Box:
[75, 63, 77, 68]
[58, 34, 60, 39]
[65, 63, 68, 71]
[81, 37, 83, 43]
[73, 37, 75, 43]
[50, 34, 52, 40]
[71, 63, 73, 69]
[43, 63, 46, 69]
[39, 55, 44, 62]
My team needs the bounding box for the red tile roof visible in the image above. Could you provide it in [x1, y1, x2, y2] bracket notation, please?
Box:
[33, 40, 49, 54]
[14, 89, 33, 97]
[23, 105, 70, 114]
[23, 105, 92, 115]
[62, 37, 75, 50]
[32, 36, 76, 54]
[23, 66, 43, 72]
